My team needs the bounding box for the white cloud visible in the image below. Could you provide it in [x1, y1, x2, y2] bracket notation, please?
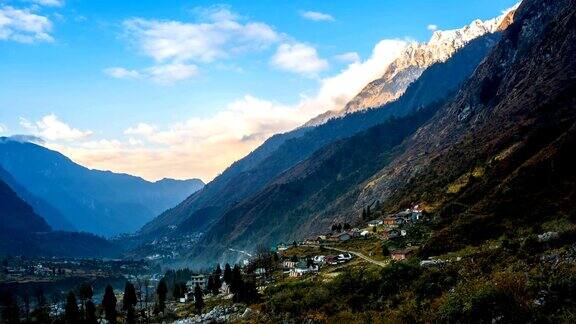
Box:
[28, 0, 64, 7]
[123, 8, 279, 64]
[299, 39, 408, 113]
[124, 123, 156, 136]
[300, 11, 334, 22]
[427, 24, 438, 31]
[109, 6, 279, 85]
[271, 42, 328, 77]
[48, 95, 306, 181]
[335, 52, 360, 63]
[104, 67, 141, 79]
[20, 114, 93, 141]
[0, 123, 6, 133]
[105, 63, 199, 85]
[48, 38, 408, 181]
[0, 6, 53, 43]
[144, 63, 198, 84]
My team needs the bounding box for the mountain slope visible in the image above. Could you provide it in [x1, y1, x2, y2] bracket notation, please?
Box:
[354, 0, 576, 255]
[0, 138, 204, 236]
[177, 32, 503, 264]
[0, 165, 74, 231]
[0, 177, 51, 235]
[0, 177, 117, 257]
[137, 32, 499, 247]
[189, 0, 575, 264]
[191, 102, 443, 264]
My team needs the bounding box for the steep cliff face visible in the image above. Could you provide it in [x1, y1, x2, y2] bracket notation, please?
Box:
[342, 8, 516, 116]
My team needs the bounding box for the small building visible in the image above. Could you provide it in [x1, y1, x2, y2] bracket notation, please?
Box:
[220, 282, 231, 294]
[383, 217, 398, 226]
[350, 229, 361, 238]
[304, 238, 320, 245]
[391, 248, 417, 261]
[327, 232, 351, 242]
[283, 260, 297, 269]
[360, 230, 370, 236]
[277, 243, 288, 251]
[337, 253, 353, 262]
[336, 232, 351, 241]
[386, 229, 401, 239]
[367, 219, 383, 227]
[187, 274, 208, 291]
[255, 268, 266, 275]
[325, 255, 339, 265]
[313, 255, 325, 264]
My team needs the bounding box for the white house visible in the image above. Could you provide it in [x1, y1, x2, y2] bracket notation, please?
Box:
[367, 219, 383, 227]
[186, 274, 208, 291]
[313, 255, 325, 264]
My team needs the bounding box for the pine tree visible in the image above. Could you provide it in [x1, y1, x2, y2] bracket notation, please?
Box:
[102, 285, 117, 324]
[230, 265, 243, 295]
[172, 282, 182, 300]
[77, 282, 93, 319]
[65, 291, 79, 324]
[126, 307, 136, 324]
[206, 276, 215, 295]
[122, 282, 137, 311]
[367, 205, 372, 220]
[85, 300, 97, 324]
[223, 263, 232, 285]
[156, 280, 168, 313]
[212, 274, 222, 295]
[180, 282, 188, 299]
[0, 292, 20, 323]
[214, 264, 222, 276]
[194, 284, 204, 314]
[32, 289, 50, 323]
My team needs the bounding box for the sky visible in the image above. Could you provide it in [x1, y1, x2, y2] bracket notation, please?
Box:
[0, 0, 518, 182]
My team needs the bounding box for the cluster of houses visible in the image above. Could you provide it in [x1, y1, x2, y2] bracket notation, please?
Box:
[281, 253, 353, 277]
[367, 205, 424, 239]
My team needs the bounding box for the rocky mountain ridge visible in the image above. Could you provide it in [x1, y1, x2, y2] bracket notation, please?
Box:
[306, 5, 517, 126]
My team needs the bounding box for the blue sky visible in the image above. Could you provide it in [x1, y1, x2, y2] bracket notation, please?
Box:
[0, 0, 518, 181]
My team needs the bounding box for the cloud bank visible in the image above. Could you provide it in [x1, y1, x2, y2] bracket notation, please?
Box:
[106, 6, 280, 84]
[43, 38, 407, 181]
[0, 5, 53, 43]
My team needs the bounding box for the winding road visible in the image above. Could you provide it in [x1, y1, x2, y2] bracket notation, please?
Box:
[304, 244, 389, 268]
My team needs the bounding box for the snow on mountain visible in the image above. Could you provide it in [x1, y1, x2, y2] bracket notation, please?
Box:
[306, 4, 518, 126]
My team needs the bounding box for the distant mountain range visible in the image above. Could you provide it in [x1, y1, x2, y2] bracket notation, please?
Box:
[0, 138, 204, 236]
[4, 0, 573, 271]
[0, 174, 117, 257]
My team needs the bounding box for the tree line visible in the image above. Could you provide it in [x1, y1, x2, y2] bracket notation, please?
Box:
[1, 262, 261, 323]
